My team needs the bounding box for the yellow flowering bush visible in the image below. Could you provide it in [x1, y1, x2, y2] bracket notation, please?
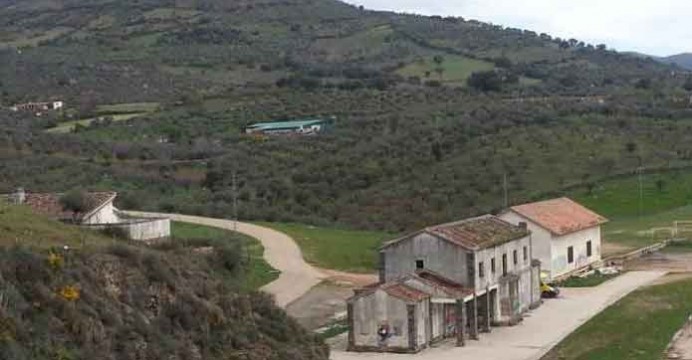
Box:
[58, 285, 80, 302]
[48, 252, 64, 270]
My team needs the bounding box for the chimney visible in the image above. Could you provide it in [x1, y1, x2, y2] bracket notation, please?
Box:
[13, 187, 25, 205]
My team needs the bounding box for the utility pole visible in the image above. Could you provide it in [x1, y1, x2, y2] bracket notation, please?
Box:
[638, 167, 644, 217]
[232, 170, 238, 231]
[503, 172, 508, 209]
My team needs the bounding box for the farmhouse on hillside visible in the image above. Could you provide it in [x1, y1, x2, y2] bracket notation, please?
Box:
[347, 215, 541, 353]
[499, 197, 608, 280]
[2, 188, 170, 241]
[10, 101, 64, 114]
[244, 118, 332, 136]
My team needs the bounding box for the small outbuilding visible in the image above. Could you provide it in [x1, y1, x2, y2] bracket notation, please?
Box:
[245, 118, 331, 136]
[2, 188, 170, 241]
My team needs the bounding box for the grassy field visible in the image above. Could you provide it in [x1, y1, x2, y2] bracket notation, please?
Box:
[557, 272, 619, 288]
[96, 102, 160, 113]
[397, 55, 495, 84]
[543, 277, 692, 360]
[171, 222, 278, 289]
[46, 102, 160, 133]
[0, 201, 111, 248]
[570, 169, 692, 253]
[47, 113, 148, 133]
[258, 222, 393, 273]
[0, 27, 73, 48]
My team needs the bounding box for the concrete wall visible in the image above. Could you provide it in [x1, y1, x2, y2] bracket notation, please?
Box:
[382, 232, 470, 285]
[551, 226, 601, 278]
[351, 290, 412, 350]
[87, 218, 171, 241]
[83, 202, 120, 225]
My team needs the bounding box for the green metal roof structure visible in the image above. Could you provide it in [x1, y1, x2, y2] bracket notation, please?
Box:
[246, 119, 328, 131]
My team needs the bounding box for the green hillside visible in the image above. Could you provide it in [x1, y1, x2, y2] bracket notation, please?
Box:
[0, 202, 327, 360]
[0, 200, 111, 248]
[1, 0, 692, 233]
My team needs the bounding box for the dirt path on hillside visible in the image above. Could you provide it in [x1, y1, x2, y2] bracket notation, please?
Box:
[125, 211, 326, 307]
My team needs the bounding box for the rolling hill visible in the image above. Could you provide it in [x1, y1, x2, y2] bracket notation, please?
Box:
[660, 53, 692, 70]
[1, 0, 692, 232]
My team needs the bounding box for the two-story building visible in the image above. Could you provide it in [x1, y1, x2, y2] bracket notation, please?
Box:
[347, 215, 541, 353]
[499, 197, 608, 280]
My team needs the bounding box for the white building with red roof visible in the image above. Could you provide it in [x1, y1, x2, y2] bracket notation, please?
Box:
[499, 197, 608, 280]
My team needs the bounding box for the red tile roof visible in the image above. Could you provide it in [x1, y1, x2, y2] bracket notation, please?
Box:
[349, 271, 473, 303]
[509, 197, 608, 236]
[426, 215, 529, 250]
[413, 269, 474, 298]
[21, 192, 116, 221]
[381, 282, 430, 302]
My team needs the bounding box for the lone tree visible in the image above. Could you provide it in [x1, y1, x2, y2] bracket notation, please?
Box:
[467, 70, 503, 92]
[60, 189, 88, 223]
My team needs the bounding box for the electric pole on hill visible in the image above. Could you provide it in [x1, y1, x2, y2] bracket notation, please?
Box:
[503, 172, 508, 209]
[638, 167, 644, 217]
[232, 170, 238, 231]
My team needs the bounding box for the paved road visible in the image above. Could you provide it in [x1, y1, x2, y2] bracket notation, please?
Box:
[125, 211, 325, 307]
[331, 270, 666, 360]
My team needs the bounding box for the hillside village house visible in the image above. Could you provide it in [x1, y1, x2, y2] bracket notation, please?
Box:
[2, 188, 170, 241]
[10, 101, 64, 114]
[245, 118, 331, 136]
[347, 215, 541, 353]
[499, 197, 608, 280]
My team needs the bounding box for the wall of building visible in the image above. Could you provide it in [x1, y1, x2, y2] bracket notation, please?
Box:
[416, 300, 429, 349]
[499, 211, 552, 276]
[474, 235, 532, 293]
[551, 226, 601, 278]
[82, 202, 120, 225]
[351, 290, 411, 350]
[86, 218, 171, 241]
[382, 232, 469, 285]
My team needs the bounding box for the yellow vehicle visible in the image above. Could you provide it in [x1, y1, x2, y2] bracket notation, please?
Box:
[540, 281, 560, 298]
[540, 272, 560, 298]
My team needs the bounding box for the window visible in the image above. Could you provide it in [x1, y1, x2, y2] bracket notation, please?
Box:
[491, 258, 496, 274]
[513, 250, 518, 265]
[587, 241, 592, 257]
[567, 246, 574, 264]
[523, 246, 528, 262]
[478, 262, 485, 278]
[502, 254, 508, 276]
[416, 260, 425, 269]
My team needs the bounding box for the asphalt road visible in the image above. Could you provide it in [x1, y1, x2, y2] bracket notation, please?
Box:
[124, 211, 325, 307]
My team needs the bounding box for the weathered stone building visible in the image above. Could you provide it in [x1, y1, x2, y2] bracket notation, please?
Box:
[347, 215, 541, 353]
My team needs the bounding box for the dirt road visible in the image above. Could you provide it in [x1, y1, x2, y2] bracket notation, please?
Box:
[330, 270, 666, 360]
[125, 211, 325, 307]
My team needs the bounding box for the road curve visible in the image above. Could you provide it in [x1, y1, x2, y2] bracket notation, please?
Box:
[124, 211, 325, 307]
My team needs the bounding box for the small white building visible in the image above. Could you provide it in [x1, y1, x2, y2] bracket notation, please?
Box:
[499, 197, 608, 280]
[3, 188, 170, 241]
